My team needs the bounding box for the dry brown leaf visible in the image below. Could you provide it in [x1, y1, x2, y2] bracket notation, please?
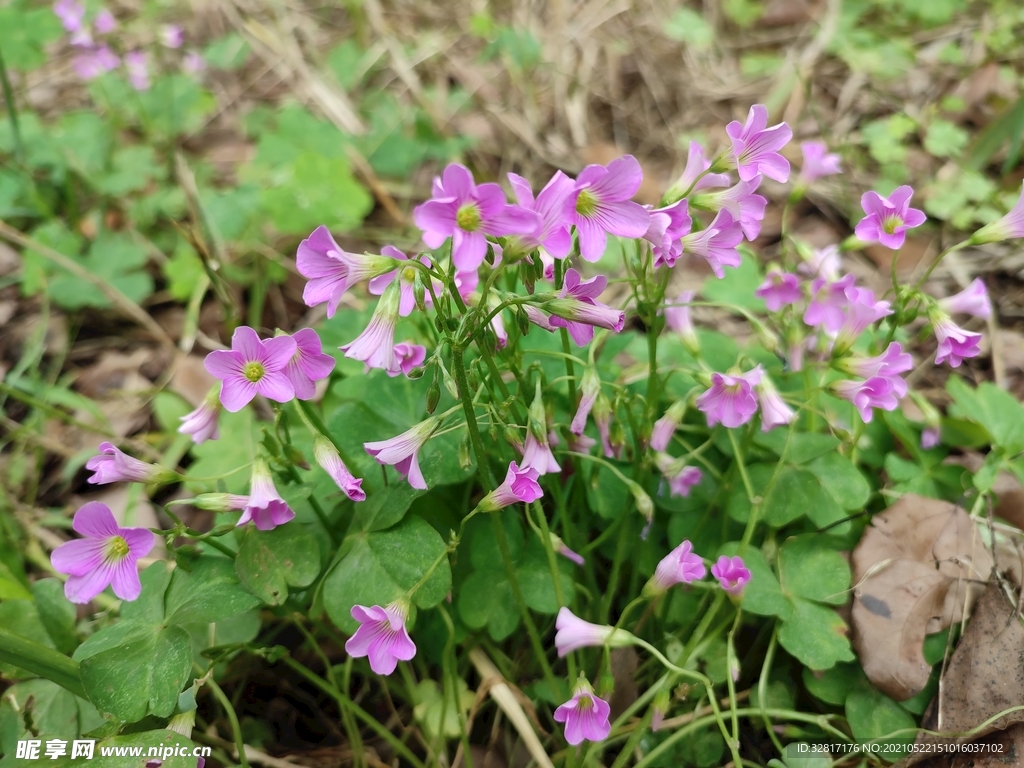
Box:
[851, 495, 993, 700]
[609, 647, 639, 720]
[170, 354, 218, 407]
[899, 578, 1024, 767]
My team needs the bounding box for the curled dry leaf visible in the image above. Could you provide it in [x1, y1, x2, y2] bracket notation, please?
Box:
[898, 576, 1024, 767]
[851, 494, 993, 701]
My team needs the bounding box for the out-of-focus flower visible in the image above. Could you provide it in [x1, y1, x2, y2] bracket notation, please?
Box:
[725, 104, 792, 183]
[854, 186, 926, 249]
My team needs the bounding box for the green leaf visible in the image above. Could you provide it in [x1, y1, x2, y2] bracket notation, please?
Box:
[0, 559, 32, 601]
[0, 679, 102, 749]
[53, 112, 113, 177]
[845, 686, 916, 749]
[762, 466, 826, 527]
[75, 622, 192, 721]
[185, 408, 258, 493]
[701, 250, 765, 312]
[457, 571, 519, 641]
[51, 730, 203, 768]
[412, 678, 475, 740]
[802, 662, 867, 706]
[31, 579, 79, 655]
[164, 556, 261, 625]
[947, 378, 1024, 454]
[261, 153, 373, 235]
[665, 8, 715, 49]
[357, 483, 424, 532]
[923, 119, 969, 158]
[136, 75, 216, 138]
[517, 541, 574, 614]
[718, 543, 791, 620]
[806, 452, 871, 512]
[323, 516, 452, 633]
[778, 535, 850, 605]
[585, 460, 632, 519]
[48, 232, 153, 309]
[328, 40, 367, 90]
[20, 220, 84, 298]
[235, 526, 321, 606]
[777, 598, 855, 670]
[94, 145, 166, 197]
[0, 5, 62, 70]
[203, 33, 251, 70]
[0, 600, 57, 679]
[753, 432, 839, 465]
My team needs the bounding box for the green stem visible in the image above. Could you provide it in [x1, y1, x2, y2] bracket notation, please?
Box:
[207, 676, 251, 768]
[0, 46, 23, 163]
[531, 501, 576, 682]
[0, 628, 88, 700]
[729, 430, 761, 549]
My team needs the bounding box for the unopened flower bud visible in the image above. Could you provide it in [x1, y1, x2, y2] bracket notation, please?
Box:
[426, 375, 441, 414]
[413, 271, 427, 314]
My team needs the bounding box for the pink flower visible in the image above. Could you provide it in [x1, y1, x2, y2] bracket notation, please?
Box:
[183, 51, 206, 74]
[124, 50, 150, 91]
[695, 177, 768, 240]
[755, 374, 795, 431]
[663, 290, 699, 351]
[854, 186, 927, 249]
[798, 245, 841, 281]
[726, 104, 793, 183]
[554, 679, 612, 746]
[545, 269, 625, 347]
[413, 164, 539, 272]
[832, 376, 899, 422]
[506, 171, 576, 258]
[284, 328, 335, 400]
[178, 387, 221, 444]
[340, 283, 401, 373]
[86, 442, 173, 485]
[161, 24, 184, 48]
[523, 304, 556, 333]
[53, 0, 85, 31]
[646, 540, 706, 595]
[570, 155, 651, 262]
[930, 311, 982, 368]
[839, 342, 912, 390]
[204, 326, 296, 412]
[554, 607, 631, 657]
[645, 199, 692, 268]
[297, 226, 397, 318]
[654, 454, 703, 498]
[667, 141, 731, 199]
[970, 181, 1024, 244]
[755, 270, 802, 312]
[94, 8, 116, 33]
[921, 427, 941, 450]
[364, 417, 440, 490]
[551, 534, 585, 566]
[592, 394, 619, 459]
[73, 46, 119, 80]
[938, 278, 990, 320]
[345, 602, 416, 675]
[650, 400, 687, 452]
[235, 459, 295, 530]
[798, 141, 842, 184]
[368, 246, 434, 317]
[314, 437, 364, 502]
[834, 287, 893, 351]
[802, 274, 857, 332]
[478, 461, 543, 512]
[696, 368, 763, 429]
[522, 388, 560, 475]
[50, 502, 155, 603]
[388, 342, 426, 378]
[69, 27, 93, 47]
[679, 210, 744, 278]
[571, 367, 602, 435]
[711, 555, 751, 596]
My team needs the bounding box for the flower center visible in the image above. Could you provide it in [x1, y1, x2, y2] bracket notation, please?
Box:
[882, 215, 903, 235]
[575, 189, 598, 217]
[456, 204, 482, 232]
[401, 265, 417, 283]
[243, 362, 266, 383]
[105, 535, 130, 562]
[577, 695, 594, 712]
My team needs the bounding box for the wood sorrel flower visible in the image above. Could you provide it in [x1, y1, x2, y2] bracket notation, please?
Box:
[755, 270, 802, 312]
[50, 502, 154, 603]
[921, 427, 941, 449]
[854, 186, 926, 249]
[803, 274, 856, 332]
[554, 608, 632, 657]
[938, 278, 990, 319]
[553, 677, 612, 745]
[837, 342, 912, 391]
[340, 282, 401, 373]
[178, 387, 221, 444]
[74, 46, 119, 80]
[345, 601, 416, 675]
[550, 533, 585, 566]
[696, 368, 762, 429]
[545, 269, 625, 347]
[663, 290, 699, 353]
[969, 181, 1024, 244]
[693, 177, 767, 240]
[755, 373, 795, 431]
[569, 155, 651, 262]
[477, 461, 543, 512]
[205, 326, 296, 412]
[314, 436, 365, 502]
[237, 458, 295, 530]
[506, 171, 576, 259]
[413, 163, 539, 272]
[645, 539, 706, 596]
[368, 246, 434, 317]
[833, 287, 893, 353]
[592, 393, 619, 459]
[929, 309, 982, 368]
[94, 8, 116, 33]
[54, 0, 85, 31]
[679, 209, 743, 278]
[364, 416, 440, 490]
[650, 399, 687, 452]
[284, 328, 335, 400]
[86, 442, 176, 485]
[725, 104, 793, 183]
[797, 140, 842, 185]
[711, 555, 751, 596]
[297, 225, 397, 318]
[654, 454, 703, 498]
[798, 244, 841, 281]
[665, 140, 731, 201]
[522, 385, 560, 475]
[570, 366, 602, 435]
[124, 50, 150, 91]
[832, 376, 899, 422]
[644, 198, 692, 268]
[388, 342, 426, 378]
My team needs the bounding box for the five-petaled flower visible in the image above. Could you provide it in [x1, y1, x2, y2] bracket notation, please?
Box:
[797, 141, 842, 185]
[345, 601, 417, 675]
[696, 368, 763, 429]
[854, 186, 926, 249]
[711, 555, 751, 596]
[645, 539, 706, 596]
[204, 326, 296, 412]
[544, 269, 625, 347]
[726, 104, 793, 183]
[569, 155, 651, 262]
[477, 461, 544, 512]
[284, 328, 335, 400]
[553, 677, 612, 746]
[297, 226, 397, 318]
[50, 502, 155, 603]
[364, 417, 441, 490]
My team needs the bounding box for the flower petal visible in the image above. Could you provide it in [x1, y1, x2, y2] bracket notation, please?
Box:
[231, 326, 263, 362]
[73, 501, 121, 538]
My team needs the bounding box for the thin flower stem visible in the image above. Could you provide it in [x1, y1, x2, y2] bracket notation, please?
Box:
[206, 676, 251, 768]
[914, 239, 970, 289]
[531, 500, 577, 682]
[758, 625, 786, 756]
[726, 608, 743, 751]
[729, 430, 761, 549]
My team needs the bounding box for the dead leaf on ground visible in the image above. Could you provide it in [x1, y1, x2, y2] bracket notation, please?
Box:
[609, 647, 638, 720]
[851, 494, 994, 700]
[898, 577, 1024, 767]
[865, 235, 933, 278]
[170, 354, 218, 407]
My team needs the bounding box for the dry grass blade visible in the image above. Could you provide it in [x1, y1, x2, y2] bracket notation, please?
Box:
[468, 647, 555, 768]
